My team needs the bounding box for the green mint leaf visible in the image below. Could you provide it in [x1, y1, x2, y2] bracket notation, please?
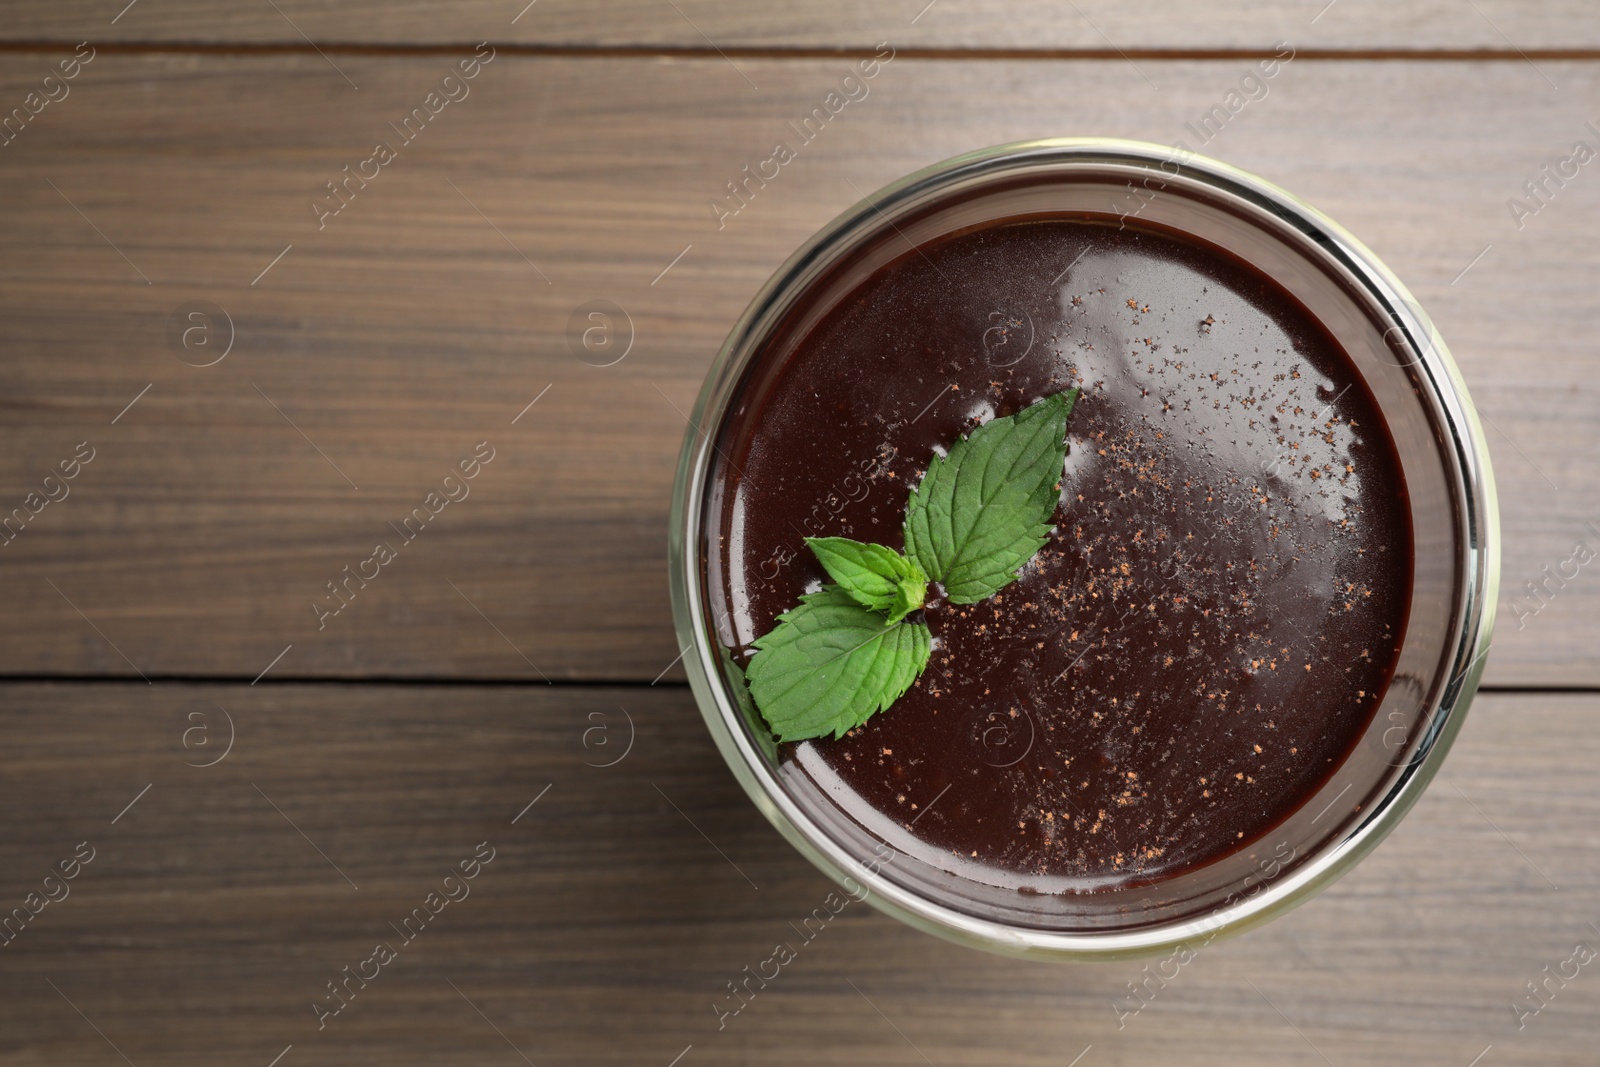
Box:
[805, 536, 928, 624]
[746, 585, 932, 741]
[903, 388, 1079, 604]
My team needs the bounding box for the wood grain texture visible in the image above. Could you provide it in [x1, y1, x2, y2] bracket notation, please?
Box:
[8, 0, 1600, 51]
[0, 684, 1592, 1066]
[0, 52, 1595, 684]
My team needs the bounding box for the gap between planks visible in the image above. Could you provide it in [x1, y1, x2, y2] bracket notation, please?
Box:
[2, 41, 1600, 61]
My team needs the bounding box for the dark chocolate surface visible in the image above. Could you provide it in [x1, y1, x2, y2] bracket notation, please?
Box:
[707, 216, 1411, 890]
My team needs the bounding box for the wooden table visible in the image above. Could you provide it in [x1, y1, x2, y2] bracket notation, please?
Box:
[2, 5, 1597, 1065]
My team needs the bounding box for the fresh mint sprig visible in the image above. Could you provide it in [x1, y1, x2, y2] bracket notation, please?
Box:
[744, 388, 1081, 742]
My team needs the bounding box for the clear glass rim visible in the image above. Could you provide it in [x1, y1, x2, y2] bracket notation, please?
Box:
[668, 137, 1500, 961]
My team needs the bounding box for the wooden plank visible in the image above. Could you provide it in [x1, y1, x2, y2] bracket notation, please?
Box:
[0, 53, 1595, 684]
[8, 1, 1600, 51]
[0, 683, 1593, 1065]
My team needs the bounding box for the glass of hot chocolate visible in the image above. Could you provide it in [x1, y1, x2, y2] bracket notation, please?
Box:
[669, 139, 1498, 960]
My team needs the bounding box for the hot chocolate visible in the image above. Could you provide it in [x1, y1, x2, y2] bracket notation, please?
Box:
[705, 214, 1411, 891]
